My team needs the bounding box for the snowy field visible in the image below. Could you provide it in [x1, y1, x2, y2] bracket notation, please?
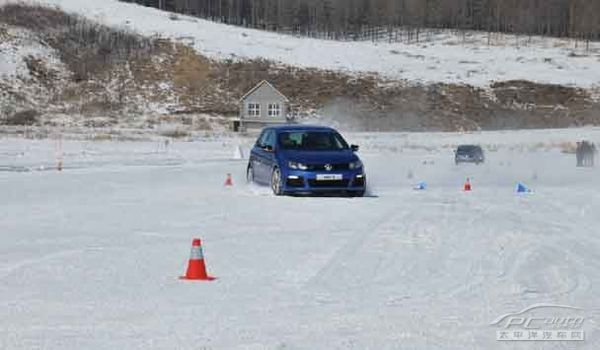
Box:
[2, 130, 600, 349]
[2, 0, 600, 88]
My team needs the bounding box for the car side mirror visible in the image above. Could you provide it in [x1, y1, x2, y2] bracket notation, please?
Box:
[264, 145, 274, 152]
[351, 144, 359, 152]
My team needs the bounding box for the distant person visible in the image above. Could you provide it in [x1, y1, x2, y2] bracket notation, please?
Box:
[583, 141, 592, 167]
[588, 142, 597, 167]
[576, 140, 596, 167]
[576, 141, 583, 167]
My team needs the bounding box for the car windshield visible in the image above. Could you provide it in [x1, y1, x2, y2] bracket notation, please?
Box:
[278, 131, 349, 151]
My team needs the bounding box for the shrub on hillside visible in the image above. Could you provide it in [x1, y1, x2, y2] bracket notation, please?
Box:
[4, 109, 40, 126]
[159, 126, 191, 139]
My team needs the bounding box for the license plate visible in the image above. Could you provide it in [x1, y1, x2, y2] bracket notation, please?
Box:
[316, 174, 343, 181]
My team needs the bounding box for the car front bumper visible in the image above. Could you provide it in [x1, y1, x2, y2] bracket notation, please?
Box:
[281, 169, 366, 193]
[455, 156, 484, 163]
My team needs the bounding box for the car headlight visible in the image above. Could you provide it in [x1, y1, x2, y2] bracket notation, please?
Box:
[288, 161, 308, 170]
[349, 160, 363, 169]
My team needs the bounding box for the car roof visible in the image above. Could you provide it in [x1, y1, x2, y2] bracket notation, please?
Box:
[267, 124, 336, 133]
[457, 144, 481, 149]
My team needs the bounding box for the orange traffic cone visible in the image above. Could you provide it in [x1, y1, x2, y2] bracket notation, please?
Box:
[224, 173, 233, 187]
[180, 238, 216, 281]
[463, 178, 472, 191]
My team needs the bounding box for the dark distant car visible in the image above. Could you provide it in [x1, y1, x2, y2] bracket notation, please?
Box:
[247, 125, 366, 196]
[455, 145, 484, 165]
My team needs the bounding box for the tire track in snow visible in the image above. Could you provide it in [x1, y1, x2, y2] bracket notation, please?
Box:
[0, 250, 83, 279]
[306, 200, 410, 288]
[442, 195, 499, 299]
[468, 193, 599, 301]
[0, 247, 114, 279]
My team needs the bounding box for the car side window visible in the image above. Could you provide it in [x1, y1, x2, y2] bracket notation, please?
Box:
[256, 130, 268, 147]
[264, 130, 276, 149]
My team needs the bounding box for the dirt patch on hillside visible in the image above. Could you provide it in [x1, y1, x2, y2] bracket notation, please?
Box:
[212, 62, 600, 131]
[0, 4, 158, 81]
[24, 55, 59, 86]
[492, 80, 587, 108]
[0, 25, 8, 41]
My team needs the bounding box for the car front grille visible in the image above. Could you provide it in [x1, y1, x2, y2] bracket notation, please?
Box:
[307, 163, 349, 171]
[308, 179, 350, 188]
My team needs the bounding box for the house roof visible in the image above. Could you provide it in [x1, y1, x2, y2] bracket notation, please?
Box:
[239, 80, 289, 102]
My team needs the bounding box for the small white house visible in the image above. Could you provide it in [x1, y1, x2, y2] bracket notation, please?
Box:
[236, 80, 291, 131]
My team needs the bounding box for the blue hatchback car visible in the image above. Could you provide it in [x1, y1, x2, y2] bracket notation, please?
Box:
[247, 125, 366, 196]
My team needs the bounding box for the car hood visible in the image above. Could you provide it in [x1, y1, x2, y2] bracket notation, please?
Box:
[281, 150, 358, 164]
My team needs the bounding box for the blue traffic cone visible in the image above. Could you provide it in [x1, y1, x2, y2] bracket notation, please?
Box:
[414, 181, 427, 190]
[516, 182, 531, 193]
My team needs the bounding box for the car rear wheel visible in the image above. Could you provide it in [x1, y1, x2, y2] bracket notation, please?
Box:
[271, 167, 283, 196]
[246, 164, 254, 183]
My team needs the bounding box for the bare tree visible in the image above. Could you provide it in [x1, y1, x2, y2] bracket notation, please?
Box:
[118, 0, 600, 42]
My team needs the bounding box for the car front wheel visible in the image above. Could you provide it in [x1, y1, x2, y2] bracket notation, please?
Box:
[271, 167, 283, 196]
[351, 190, 365, 197]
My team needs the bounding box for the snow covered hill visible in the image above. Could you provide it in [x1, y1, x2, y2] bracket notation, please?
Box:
[3, 0, 600, 88]
[1, 0, 600, 132]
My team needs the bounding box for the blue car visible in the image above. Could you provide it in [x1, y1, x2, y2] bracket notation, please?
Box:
[247, 125, 366, 196]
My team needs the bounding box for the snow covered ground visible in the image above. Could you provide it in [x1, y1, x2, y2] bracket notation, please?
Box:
[1, 129, 600, 349]
[2, 0, 600, 88]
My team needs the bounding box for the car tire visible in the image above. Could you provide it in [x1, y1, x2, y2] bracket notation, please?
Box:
[352, 190, 365, 197]
[246, 164, 254, 183]
[271, 167, 283, 196]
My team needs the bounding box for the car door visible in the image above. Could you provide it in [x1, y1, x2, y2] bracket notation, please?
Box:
[250, 130, 268, 183]
[261, 130, 277, 177]
[253, 129, 277, 183]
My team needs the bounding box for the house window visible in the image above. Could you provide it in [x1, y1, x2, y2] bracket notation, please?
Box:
[247, 103, 260, 117]
[268, 103, 281, 117]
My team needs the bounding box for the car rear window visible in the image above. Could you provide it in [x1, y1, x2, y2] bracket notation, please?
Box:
[457, 145, 481, 153]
